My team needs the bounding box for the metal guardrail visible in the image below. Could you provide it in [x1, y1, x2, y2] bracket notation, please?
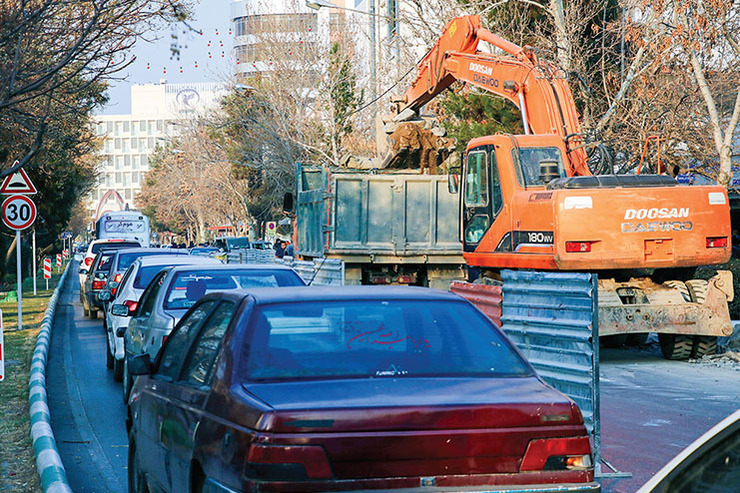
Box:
[499, 270, 605, 473]
[29, 262, 73, 493]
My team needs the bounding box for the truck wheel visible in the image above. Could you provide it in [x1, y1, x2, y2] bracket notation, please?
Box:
[659, 334, 693, 360]
[692, 336, 717, 358]
[685, 280, 717, 358]
[663, 280, 691, 302]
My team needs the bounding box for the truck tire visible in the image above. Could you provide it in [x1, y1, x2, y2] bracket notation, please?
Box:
[659, 334, 693, 360]
[663, 280, 691, 302]
[685, 280, 717, 358]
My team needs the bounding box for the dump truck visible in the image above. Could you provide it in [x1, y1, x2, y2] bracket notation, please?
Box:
[372, 15, 734, 360]
[292, 163, 465, 290]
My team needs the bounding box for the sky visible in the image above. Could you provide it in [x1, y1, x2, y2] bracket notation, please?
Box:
[99, 0, 235, 115]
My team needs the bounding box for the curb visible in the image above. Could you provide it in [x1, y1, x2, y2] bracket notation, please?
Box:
[28, 261, 73, 493]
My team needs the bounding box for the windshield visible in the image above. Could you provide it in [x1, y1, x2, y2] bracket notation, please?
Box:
[512, 146, 565, 187]
[239, 300, 532, 382]
[91, 241, 140, 254]
[226, 238, 251, 249]
[164, 269, 304, 310]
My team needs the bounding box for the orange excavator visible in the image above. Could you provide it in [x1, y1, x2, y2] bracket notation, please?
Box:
[381, 15, 733, 359]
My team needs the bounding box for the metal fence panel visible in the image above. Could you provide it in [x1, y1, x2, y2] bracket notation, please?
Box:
[499, 270, 600, 466]
[449, 281, 502, 327]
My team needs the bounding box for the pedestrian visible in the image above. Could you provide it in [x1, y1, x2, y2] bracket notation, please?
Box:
[285, 241, 294, 257]
[274, 240, 285, 259]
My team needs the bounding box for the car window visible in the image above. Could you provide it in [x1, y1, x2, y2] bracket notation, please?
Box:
[157, 301, 217, 381]
[240, 300, 532, 382]
[115, 266, 135, 301]
[137, 272, 167, 318]
[96, 253, 115, 273]
[181, 301, 236, 387]
[133, 265, 168, 289]
[91, 241, 140, 254]
[164, 270, 304, 310]
[663, 427, 739, 492]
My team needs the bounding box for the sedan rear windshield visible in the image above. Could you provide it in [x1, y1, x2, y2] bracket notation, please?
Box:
[91, 241, 140, 254]
[134, 265, 169, 289]
[240, 300, 532, 381]
[164, 270, 304, 310]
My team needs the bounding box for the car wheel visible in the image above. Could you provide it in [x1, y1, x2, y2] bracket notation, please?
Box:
[114, 356, 124, 382]
[106, 343, 114, 369]
[123, 356, 131, 404]
[83, 306, 90, 317]
[128, 432, 149, 493]
[91, 309, 98, 319]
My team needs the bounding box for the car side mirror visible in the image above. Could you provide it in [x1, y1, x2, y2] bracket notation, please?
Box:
[283, 192, 294, 213]
[99, 290, 112, 301]
[111, 304, 132, 317]
[129, 354, 152, 376]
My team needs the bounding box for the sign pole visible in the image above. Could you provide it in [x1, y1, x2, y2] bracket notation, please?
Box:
[32, 228, 37, 296]
[16, 230, 22, 331]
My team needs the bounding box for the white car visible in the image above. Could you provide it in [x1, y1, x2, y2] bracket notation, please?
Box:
[78, 238, 141, 292]
[101, 255, 222, 381]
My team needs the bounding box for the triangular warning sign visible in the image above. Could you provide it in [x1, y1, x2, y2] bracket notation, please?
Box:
[0, 163, 37, 195]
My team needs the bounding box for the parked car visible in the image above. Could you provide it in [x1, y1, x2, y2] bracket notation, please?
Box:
[79, 238, 141, 287]
[212, 236, 251, 252]
[127, 286, 598, 493]
[637, 409, 739, 492]
[100, 254, 219, 381]
[81, 248, 120, 318]
[189, 246, 219, 256]
[121, 264, 306, 402]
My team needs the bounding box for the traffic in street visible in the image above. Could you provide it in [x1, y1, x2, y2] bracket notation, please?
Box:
[43, 258, 739, 493]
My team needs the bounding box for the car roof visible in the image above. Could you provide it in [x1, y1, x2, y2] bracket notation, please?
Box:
[167, 263, 296, 275]
[210, 286, 463, 305]
[137, 255, 222, 267]
[113, 247, 190, 256]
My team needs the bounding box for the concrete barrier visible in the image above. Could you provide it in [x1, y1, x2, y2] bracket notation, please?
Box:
[28, 262, 72, 493]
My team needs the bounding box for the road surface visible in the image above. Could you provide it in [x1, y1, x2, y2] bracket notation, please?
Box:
[45, 273, 739, 492]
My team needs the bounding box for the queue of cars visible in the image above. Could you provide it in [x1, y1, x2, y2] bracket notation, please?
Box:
[78, 241, 604, 492]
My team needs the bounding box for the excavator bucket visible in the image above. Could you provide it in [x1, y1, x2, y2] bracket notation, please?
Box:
[375, 113, 456, 171]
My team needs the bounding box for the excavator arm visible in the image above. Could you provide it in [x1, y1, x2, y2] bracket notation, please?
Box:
[389, 15, 589, 176]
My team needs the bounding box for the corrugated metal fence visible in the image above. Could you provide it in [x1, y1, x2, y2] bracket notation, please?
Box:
[453, 270, 613, 475]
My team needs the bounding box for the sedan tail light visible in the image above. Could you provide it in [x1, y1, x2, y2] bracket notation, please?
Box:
[245, 444, 332, 480]
[520, 436, 592, 471]
[123, 300, 138, 313]
[92, 280, 106, 290]
[84, 257, 93, 266]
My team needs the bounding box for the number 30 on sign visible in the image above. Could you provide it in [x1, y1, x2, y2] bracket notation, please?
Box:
[2, 194, 37, 230]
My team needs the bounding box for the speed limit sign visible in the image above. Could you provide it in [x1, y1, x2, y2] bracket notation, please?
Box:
[2, 194, 37, 230]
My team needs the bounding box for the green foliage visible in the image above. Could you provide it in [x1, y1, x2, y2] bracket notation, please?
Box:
[439, 90, 524, 152]
[328, 42, 361, 146]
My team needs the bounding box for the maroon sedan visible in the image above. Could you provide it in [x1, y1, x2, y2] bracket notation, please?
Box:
[127, 286, 599, 493]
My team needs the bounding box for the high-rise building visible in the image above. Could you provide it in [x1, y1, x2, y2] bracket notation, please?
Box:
[89, 81, 227, 217]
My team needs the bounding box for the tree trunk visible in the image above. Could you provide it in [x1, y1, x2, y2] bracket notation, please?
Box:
[550, 0, 571, 73]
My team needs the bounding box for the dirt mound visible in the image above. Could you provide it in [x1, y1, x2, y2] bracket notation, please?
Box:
[385, 122, 456, 174]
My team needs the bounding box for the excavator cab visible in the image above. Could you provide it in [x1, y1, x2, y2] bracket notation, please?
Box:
[461, 134, 569, 257]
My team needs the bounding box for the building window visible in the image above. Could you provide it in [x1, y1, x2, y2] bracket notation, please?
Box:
[148, 121, 156, 135]
[125, 189, 132, 200]
[156, 120, 163, 133]
[104, 140, 112, 153]
[115, 122, 122, 135]
[148, 137, 155, 149]
[124, 155, 131, 167]
[106, 122, 113, 134]
[122, 139, 130, 152]
[123, 121, 130, 133]
[116, 156, 123, 170]
[131, 138, 138, 150]
[115, 138, 121, 150]
[115, 172, 122, 184]
[123, 172, 130, 186]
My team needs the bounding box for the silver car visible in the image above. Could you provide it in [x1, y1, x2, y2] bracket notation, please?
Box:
[121, 263, 306, 401]
[101, 255, 221, 381]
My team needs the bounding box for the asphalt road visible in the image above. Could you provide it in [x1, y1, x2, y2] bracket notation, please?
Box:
[45, 273, 740, 493]
[46, 269, 127, 493]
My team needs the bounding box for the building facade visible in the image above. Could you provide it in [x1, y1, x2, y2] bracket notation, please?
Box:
[90, 81, 227, 216]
